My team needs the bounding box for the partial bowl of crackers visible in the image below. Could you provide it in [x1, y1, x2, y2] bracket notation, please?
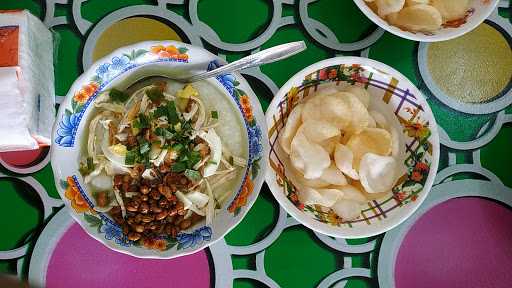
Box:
[354, 0, 499, 42]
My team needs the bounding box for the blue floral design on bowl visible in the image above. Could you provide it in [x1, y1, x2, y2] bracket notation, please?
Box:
[176, 226, 212, 250]
[55, 112, 80, 147]
[110, 55, 130, 71]
[95, 63, 110, 78]
[248, 125, 263, 160]
[208, 60, 238, 96]
[100, 219, 131, 247]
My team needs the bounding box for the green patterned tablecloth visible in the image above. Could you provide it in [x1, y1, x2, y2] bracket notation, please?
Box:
[0, 1, 511, 287]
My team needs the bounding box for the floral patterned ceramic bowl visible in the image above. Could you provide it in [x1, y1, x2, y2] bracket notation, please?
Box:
[51, 41, 268, 258]
[353, 0, 499, 42]
[265, 57, 439, 238]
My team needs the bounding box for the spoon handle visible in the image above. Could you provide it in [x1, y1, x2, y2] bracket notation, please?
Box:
[185, 41, 306, 83]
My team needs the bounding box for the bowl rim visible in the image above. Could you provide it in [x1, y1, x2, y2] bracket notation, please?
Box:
[265, 56, 440, 238]
[352, 0, 500, 42]
[50, 40, 269, 258]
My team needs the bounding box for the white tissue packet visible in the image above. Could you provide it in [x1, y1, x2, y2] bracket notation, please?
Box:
[0, 10, 55, 152]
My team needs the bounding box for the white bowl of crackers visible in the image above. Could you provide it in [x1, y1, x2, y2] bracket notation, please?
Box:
[265, 57, 439, 238]
[354, 0, 499, 42]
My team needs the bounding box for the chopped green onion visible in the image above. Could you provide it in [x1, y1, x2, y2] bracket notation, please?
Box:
[125, 149, 138, 165]
[162, 129, 174, 140]
[184, 169, 202, 182]
[143, 153, 151, 168]
[154, 127, 164, 136]
[110, 88, 129, 103]
[188, 150, 202, 168]
[138, 113, 150, 128]
[172, 143, 185, 152]
[153, 105, 168, 118]
[146, 86, 164, 102]
[211, 110, 218, 119]
[132, 118, 141, 129]
[139, 141, 151, 155]
[155, 127, 174, 140]
[167, 101, 179, 125]
[181, 121, 192, 132]
[171, 162, 187, 173]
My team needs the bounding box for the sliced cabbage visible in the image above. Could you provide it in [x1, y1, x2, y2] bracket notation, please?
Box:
[198, 128, 222, 177]
[221, 143, 246, 168]
[187, 190, 210, 208]
[190, 95, 207, 130]
[84, 161, 105, 184]
[150, 149, 168, 167]
[119, 88, 145, 129]
[183, 103, 199, 121]
[95, 102, 124, 113]
[210, 172, 237, 196]
[113, 188, 126, 218]
[104, 160, 131, 176]
[194, 155, 211, 171]
[140, 94, 150, 114]
[176, 190, 206, 217]
[149, 143, 162, 160]
[204, 180, 215, 225]
[87, 114, 105, 164]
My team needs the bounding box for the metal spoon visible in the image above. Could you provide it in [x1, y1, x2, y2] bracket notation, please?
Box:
[175, 41, 307, 83]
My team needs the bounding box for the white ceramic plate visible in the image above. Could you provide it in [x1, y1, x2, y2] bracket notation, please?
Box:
[51, 41, 268, 258]
[353, 0, 499, 42]
[265, 56, 439, 238]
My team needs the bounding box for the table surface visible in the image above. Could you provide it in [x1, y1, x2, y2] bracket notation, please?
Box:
[0, 1, 511, 288]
